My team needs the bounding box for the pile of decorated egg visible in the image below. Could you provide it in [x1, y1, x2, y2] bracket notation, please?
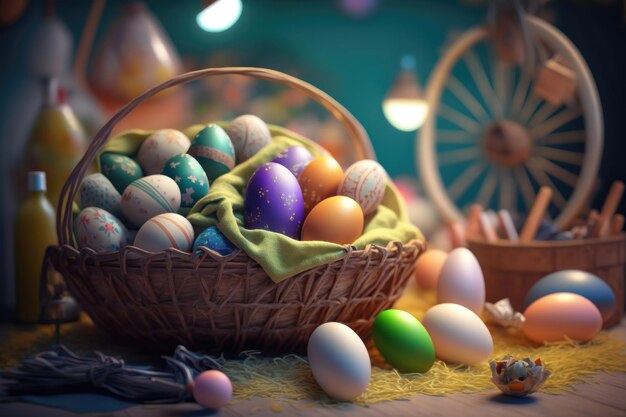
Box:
[422, 303, 493, 365]
[136, 129, 190, 175]
[437, 248, 485, 315]
[225, 114, 272, 164]
[243, 162, 304, 239]
[133, 213, 194, 252]
[100, 152, 143, 194]
[372, 309, 435, 373]
[160, 153, 209, 215]
[121, 175, 181, 228]
[75, 207, 130, 252]
[79, 173, 122, 217]
[523, 292, 602, 343]
[188, 124, 236, 182]
[307, 322, 371, 401]
[193, 226, 237, 255]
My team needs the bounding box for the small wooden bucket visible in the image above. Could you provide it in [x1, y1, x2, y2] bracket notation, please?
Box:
[468, 234, 626, 327]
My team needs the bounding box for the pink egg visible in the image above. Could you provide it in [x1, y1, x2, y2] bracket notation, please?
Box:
[193, 370, 232, 410]
[523, 292, 603, 343]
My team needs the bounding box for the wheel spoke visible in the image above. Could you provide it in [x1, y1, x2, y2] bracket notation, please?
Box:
[447, 160, 487, 202]
[525, 160, 567, 210]
[536, 130, 586, 145]
[463, 49, 502, 119]
[437, 147, 482, 165]
[518, 92, 542, 124]
[514, 166, 537, 212]
[511, 70, 531, 115]
[535, 146, 584, 166]
[437, 129, 477, 144]
[439, 103, 482, 132]
[528, 102, 557, 128]
[493, 60, 506, 112]
[446, 75, 490, 123]
[476, 168, 498, 208]
[530, 106, 583, 139]
[531, 156, 579, 188]
[498, 168, 515, 212]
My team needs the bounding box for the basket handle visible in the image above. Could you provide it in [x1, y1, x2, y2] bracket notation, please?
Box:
[58, 67, 375, 246]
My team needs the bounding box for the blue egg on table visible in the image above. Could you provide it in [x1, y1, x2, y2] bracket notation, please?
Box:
[161, 153, 209, 215]
[524, 269, 617, 321]
[244, 162, 304, 239]
[193, 226, 237, 255]
[271, 146, 314, 177]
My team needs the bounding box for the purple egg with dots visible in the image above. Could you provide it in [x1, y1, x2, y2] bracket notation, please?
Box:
[271, 145, 314, 177]
[193, 226, 237, 255]
[244, 162, 305, 239]
[192, 370, 232, 410]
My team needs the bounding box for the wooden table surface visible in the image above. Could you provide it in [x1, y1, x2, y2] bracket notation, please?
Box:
[1, 319, 625, 417]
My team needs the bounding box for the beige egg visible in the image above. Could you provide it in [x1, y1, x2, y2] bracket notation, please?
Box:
[75, 207, 130, 252]
[338, 160, 387, 216]
[134, 213, 195, 252]
[136, 129, 190, 175]
[121, 175, 181, 228]
[225, 114, 272, 163]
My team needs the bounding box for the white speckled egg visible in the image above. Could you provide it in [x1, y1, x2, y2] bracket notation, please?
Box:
[225, 114, 272, 164]
[437, 248, 485, 315]
[133, 213, 195, 252]
[79, 173, 122, 217]
[136, 129, 191, 175]
[121, 175, 181, 228]
[75, 207, 130, 252]
[338, 160, 387, 216]
[422, 303, 493, 366]
[307, 322, 371, 401]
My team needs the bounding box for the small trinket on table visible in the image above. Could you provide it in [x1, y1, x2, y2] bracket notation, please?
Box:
[490, 355, 551, 396]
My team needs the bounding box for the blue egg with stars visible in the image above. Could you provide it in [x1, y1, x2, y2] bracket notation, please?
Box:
[160, 154, 209, 215]
[244, 162, 305, 239]
[193, 226, 237, 255]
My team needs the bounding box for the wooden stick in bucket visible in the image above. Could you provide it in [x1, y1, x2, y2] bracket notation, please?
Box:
[592, 180, 625, 238]
[519, 186, 553, 242]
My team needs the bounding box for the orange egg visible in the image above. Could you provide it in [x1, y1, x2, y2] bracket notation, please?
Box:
[414, 249, 448, 290]
[523, 292, 602, 344]
[301, 196, 364, 244]
[298, 156, 343, 213]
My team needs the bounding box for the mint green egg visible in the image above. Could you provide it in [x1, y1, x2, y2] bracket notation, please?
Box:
[372, 309, 435, 373]
[100, 152, 143, 194]
[161, 153, 209, 215]
[188, 124, 235, 182]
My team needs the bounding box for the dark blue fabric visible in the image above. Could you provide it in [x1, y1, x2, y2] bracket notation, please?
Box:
[20, 393, 137, 413]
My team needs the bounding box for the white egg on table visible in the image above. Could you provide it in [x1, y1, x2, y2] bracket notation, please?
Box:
[136, 129, 191, 175]
[437, 247, 485, 315]
[422, 303, 493, 366]
[307, 322, 371, 401]
[133, 213, 194, 252]
[121, 175, 181, 228]
[75, 207, 130, 252]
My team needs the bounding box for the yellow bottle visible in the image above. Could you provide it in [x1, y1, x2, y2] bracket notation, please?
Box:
[15, 171, 57, 323]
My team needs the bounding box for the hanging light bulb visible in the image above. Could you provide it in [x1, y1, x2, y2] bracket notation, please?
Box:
[383, 55, 429, 132]
[197, 0, 243, 33]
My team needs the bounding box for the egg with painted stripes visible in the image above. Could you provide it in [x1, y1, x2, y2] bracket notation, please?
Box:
[188, 124, 236, 183]
[134, 213, 195, 252]
[121, 175, 181, 228]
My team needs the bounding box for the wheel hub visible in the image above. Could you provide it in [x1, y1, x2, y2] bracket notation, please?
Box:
[482, 120, 532, 167]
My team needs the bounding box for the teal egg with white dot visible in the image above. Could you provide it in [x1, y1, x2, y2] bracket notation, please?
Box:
[161, 154, 209, 215]
[193, 226, 237, 255]
[100, 152, 143, 194]
[188, 124, 236, 182]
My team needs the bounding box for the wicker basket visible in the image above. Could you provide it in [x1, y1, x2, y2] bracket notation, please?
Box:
[468, 234, 626, 327]
[49, 67, 424, 355]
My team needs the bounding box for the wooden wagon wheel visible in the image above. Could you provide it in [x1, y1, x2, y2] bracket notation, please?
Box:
[418, 15, 603, 228]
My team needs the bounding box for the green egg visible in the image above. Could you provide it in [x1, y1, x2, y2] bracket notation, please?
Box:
[372, 309, 435, 373]
[188, 124, 236, 182]
[161, 153, 209, 215]
[100, 152, 143, 194]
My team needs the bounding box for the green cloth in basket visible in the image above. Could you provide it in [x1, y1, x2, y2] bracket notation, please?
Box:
[100, 124, 423, 283]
